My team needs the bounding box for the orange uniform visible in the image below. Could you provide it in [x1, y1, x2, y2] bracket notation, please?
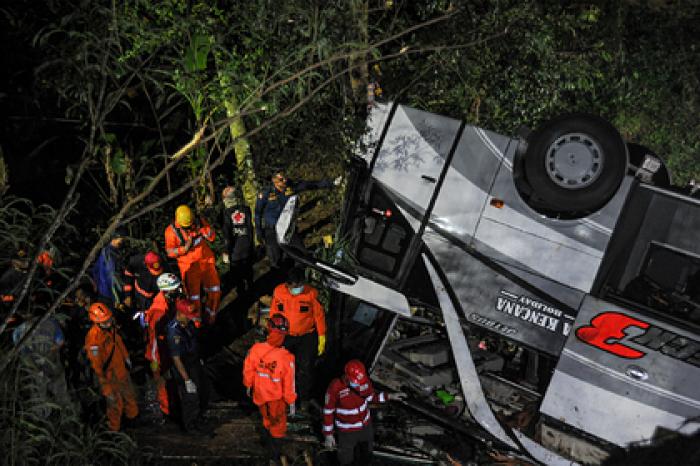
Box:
[144, 292, 174, 415]
[270, 284, 326, 337]
[164, 218, 220, 323]
[243, 341, 296, 437]
[85, 324, 138, 431]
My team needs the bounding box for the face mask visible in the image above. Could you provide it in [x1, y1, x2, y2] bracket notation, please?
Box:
[289, 286, 304, 296]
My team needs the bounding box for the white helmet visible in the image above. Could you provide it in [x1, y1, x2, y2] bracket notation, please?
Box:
[157, 273, 181, 292]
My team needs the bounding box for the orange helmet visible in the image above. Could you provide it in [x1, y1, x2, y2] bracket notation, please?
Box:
[88, 302, 112, 323]
[344, 359, 368, 386]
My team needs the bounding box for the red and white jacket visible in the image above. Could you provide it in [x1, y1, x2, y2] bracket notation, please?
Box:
[323, 377, 386, 435]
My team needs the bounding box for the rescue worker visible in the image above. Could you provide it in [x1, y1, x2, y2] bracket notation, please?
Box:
[243, 314, 296, 466]
[92, 226, 128, 306]
[12, 312, 70, 415]
[270, 267, 326, 412]
[144, 272, 184, 418]
[322, 359, 406, 465]
[65, 284, 97, 390]
[255, 168, 338, 268]
[221, 186, 255, 294]
[123, 250, 164, 316]
[84, 302, 139, 431]
[167, 298, 209, 433]
[164, 205, 221, 324]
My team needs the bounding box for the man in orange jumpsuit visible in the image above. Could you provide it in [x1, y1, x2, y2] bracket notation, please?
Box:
[143, 272, 183, 418]
[164, 204, 220, 324]
[84, 302, 139, 431]
[270, 267, 326, 412]
[243, 315, 296, 466]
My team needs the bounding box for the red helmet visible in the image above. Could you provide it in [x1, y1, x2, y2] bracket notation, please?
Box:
[344, 359, 368, 385]
[144, 251, 162, 273]
[88, 302, 112, 324]
[267, 314, 289, 334]
[175, 298, 198, 319]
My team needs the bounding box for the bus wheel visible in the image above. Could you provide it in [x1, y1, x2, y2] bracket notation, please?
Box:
[523, 113, 628, 214]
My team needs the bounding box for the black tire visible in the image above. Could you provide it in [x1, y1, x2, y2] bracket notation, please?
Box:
[626, 143, 672, 188]
[523, 113, 628, 213]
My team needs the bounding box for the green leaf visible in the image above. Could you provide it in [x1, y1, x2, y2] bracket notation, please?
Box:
[110, 149, 127, 175]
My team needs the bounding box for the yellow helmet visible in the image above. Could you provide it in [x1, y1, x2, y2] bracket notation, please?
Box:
[175, 205, 193, 227]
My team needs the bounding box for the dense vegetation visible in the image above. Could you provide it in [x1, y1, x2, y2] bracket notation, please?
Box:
[0, 0, 698, 463]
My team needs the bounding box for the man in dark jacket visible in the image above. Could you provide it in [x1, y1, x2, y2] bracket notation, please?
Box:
[167, 298, 209, 433]
[123, 250, 165, 319]
[92, 227, 128, 306]
[254, 168, 338, 268]
[221, 186, 255, 293]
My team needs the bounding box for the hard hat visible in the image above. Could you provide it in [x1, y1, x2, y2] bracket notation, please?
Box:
[88, 302, 112, 324]
[144, 251, 162, 273]
[344, 359, 368, 386]
[157, 272, 181, 292]
[175, 298, 198, 319]
[175, 205, 193, 228]
[267, 314, 290, 335]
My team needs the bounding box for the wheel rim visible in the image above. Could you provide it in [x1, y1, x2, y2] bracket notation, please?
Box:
[544, 133, 604, 189]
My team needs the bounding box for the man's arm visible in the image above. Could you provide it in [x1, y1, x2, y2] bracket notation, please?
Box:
[322, 381, 338, 437]
[222, 209, 232, 251]
[282, 353, 297, 405]
[85, 336, 109, 391]
[199, 216, 215, 242]
[172, 355, 190, 381]
[292, 179, 333, 193]
[311, 289, 327, 337]
[165, 226, 191, 258]
[254, 192, 267, 233]
[122, 255, 139, 303]
[242, 350, 254, 388]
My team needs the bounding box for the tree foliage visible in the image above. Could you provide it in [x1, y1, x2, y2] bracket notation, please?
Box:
[376, 0, 700, 184]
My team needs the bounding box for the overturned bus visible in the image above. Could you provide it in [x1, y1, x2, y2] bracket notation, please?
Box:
[277, 103, 700, 464]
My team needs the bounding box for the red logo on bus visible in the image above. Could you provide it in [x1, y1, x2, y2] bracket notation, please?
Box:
[575, 312, 650, 359]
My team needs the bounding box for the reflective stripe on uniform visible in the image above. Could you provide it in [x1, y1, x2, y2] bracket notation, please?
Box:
[256, 372, 281, 383]
[323, 408, 335, 414]
[189, 294, 200, 301]
[323, 424, 334, 432]
[193, 237, 203, 246]
[135, 280, 154, 298]
[335, 411, 370, 430]
[378, 392, 386, 403]
[336, 400, 368, 415]
[204, 285, 220, 292]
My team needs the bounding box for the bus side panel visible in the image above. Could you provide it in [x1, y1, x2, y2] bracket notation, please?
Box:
[473, 133, 632, 294]
[541, 295, 700, 446]
[422, 227, 578, 356]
